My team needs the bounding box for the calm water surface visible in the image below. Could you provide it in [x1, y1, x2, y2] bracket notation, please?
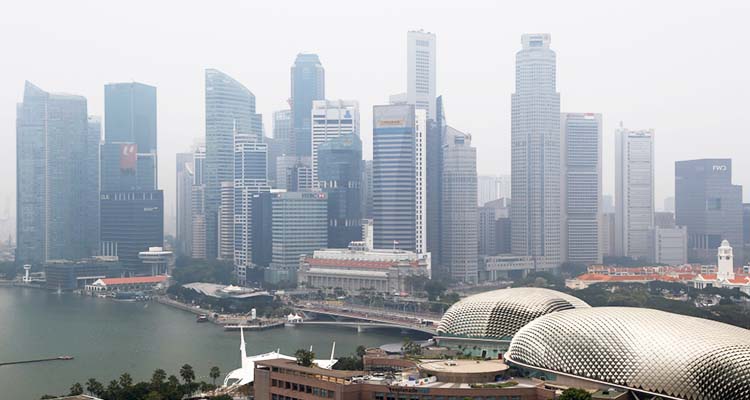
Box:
[0, 287, 423, 399]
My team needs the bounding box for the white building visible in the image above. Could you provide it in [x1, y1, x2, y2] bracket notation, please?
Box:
[561, 113, 602, 265]
[615, 128, 655, 260]
[407, 30, 436, 119]
[298, 242, 431, 294]
[310, 100, 360, 185]
[415, 109, 427, 255]
[691, 240, 750, 294]
[138, 246, 174, 276]
[477, 175, 511, 206]
[651, 226, 687, 266]
[510, 33, 561, 270]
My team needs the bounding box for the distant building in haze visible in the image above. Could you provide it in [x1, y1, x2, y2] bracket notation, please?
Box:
[176, 152, 194, 257]
[510, 34, 561, 270]
[615, 128, 654, 260]
[16, 81, 99, 264]
[407, 30, 436, 119]
[675, 159, 743, 265]
[478, 175, 511, 206]
[291, 54, 325, 158]
[273, 109, 293, 156]
[441, 127, 478, 283]
[561, 113, 602, 265]
[318, 134, 363, 248]
[650, 226, 688, 266]
[218, 181, 234, 261]
[479, 198, 511, 257]
[311, 100, 359, 185]
[233, 141, 270, 270]
[372, 104, 426, 254]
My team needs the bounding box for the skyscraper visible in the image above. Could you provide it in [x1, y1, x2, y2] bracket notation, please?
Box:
[176, 152, 194, 257]
[273, 109, 293, 155]
[311, 100, 359, 185]
[291, 54, 325, 158]
[204, 68, 262, 259]
[16, 81, 99, 264]
[561, 113, 602, 265]
[510, 33, 561, 270]
[101, 82, 162, 272]
[233, 141, 270, 269]
[477, 175, 512, 206]
[426, 96, 445, 270]
[318, 134, 363, 248]
[441, 127, 478, 283]
[218, 181, 234, 261]
[675, 159, 743, 265]
[372, 104, 426, 253]
[615, 128, 654, 260]
[407, 30, 436, 119]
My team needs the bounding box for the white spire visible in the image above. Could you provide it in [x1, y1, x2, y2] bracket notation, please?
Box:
[717, 240, 735, 281]
[329, 341, 336, 361]
[240, 327, 248, 369]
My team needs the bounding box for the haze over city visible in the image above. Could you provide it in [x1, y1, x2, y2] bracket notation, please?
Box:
[2, 0, 749, 235]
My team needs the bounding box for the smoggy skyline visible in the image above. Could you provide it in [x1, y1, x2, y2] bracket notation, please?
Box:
[2, 0, 749, 234]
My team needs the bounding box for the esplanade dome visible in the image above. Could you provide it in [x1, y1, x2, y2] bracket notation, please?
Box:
[436, 287, 590, 340]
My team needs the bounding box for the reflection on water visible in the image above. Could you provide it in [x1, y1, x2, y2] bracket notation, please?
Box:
[0, 287, 423, 399]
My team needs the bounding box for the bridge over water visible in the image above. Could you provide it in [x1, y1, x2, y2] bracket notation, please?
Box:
[293, 303, 439, 335]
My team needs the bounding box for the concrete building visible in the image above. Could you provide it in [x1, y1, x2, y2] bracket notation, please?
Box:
[298, 242, 430, 295]
[16, 81, 99, 264]
[406, 30, 436, 119]
[104, 82, 157, 154]
[176, 152, 194, 257]
[233, 141, 270, 270]
[268, 192, 328, 284]
[478, 198, 511, 257]
[477, 175, 512, 206]
[600, 213, 616, 258]
[650, 226, 688, 266]
[510, 34, 561, 271]
[615, 128, 654, 260]
[361, 160, 373, 219]
[204, 68, 262, 259]
[137, 246, 173, 276]
[654, 211, 676, 228]
[675, 159, 743, 265]
[291, 54, 325, 158]
[480, 255, 538, 282]
[44, 258, 122, 291]
[276, 155, 312, 192]
[441, 127, 478, 283]
[272, 109, 293, 157]
[426, 96, 446, 270]
[372, 105, 426, 254]
[311, 100, 359, 185]
[318, 134, 363, 248]
[561, 113, 602, 265]
[218, 181, 235, 261]
[250, 192, 274, 268]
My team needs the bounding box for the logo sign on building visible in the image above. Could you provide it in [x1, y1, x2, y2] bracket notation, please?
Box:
[712, 165, 728, 172]
[375, 118, 407, 129]
[120, 143, 138, 172]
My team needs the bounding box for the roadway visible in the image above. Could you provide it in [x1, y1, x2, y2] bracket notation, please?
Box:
[293, 302, 439, 335]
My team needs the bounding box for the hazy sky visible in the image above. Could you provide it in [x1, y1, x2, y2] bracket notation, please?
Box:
[2, 0, 749, 234]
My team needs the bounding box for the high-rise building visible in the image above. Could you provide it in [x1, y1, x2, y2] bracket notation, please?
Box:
[191, 184, 207, 259]
[85, 116, 102, 258]
[361, 160, 374, 220]
[561, 113, 602, 265]
[675, 159, 743, 265]
[372, 105, 426, 253]
[264, 135, 284, 188]
[273, 109, 293, 156]
[101, 82, 162, 271]
[176, 152, 194, 257]
[744, 204, 750, 247]
[311, 100, 359, 185]
[204, 68, 262, 259]
[268, 192, 328, 284]
[291, 54, 325, 158]
[478, 198, 511, 257]
[16, 82, 99, 264]
[477, 175, 512, 206]
[600, 213, 616, 258]
[426, 96, 445, 270]
[441, 127, 478, 283]
[663, 196, 675, 213]
[218, 181, 234, 261]
[233, 141, 270, 269]
[100, 191, 163, 274]
[615, 128, 654, 260]
[650, 226, 688, 266]
[510, 33, 561, 270]
[655, 211, 676, 228]
[250, 192, 274, 268]
[407, 30, 436, 119]
[318, 134, 363, 248]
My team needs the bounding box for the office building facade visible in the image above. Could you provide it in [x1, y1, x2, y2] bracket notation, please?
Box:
[317, 134, 363, 248]
[372, 105, 426, 253]
[510, 33, 561, 270]
[233, 141, 270, 268]
[675, 159, 743, 265]
[407, 30, 436, 119]
[291, 54, 325, 157]
[615, 128, 654, 260]
[218, 181, 234, 261]
[176, 152, 194, 257]
[16, 81, 99, 264]
[478, 175, 512, 206]
[561, 113, 602, 265]
[311, 100, 359, 185]
[273, 109, 293, 156]
[426, 96, 445, 270]
[650, 226, 688, 266]
[104, 82, 157, 154]
[204, 68, 262, 259]
[441, 127, 478, 283]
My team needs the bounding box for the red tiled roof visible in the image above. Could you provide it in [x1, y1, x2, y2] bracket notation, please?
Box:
[305, 258, 419, 269]
[100, 276, 168, 285]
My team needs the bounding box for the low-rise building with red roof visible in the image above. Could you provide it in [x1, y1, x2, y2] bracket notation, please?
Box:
[85, 275, 169, 293]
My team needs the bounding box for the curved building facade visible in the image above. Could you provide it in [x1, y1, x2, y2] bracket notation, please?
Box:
[437, 287, 589, 340]
[506, 307, 750, 400]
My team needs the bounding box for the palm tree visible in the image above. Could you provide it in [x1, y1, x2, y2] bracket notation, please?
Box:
[86, 378, 104, 397]
[119, 372, 133, 388]
[151, 368, 167, 388]
[209, 366, 221, 385]
[180, 363, 195, 385]
[69, 382, 84, 396]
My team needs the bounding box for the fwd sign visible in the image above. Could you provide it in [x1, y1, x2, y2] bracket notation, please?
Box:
[713, 165, 727, 171]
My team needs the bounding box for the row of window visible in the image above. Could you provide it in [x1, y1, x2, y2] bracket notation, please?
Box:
[374, 394, 521, 400]
[272, 379, 336, 398]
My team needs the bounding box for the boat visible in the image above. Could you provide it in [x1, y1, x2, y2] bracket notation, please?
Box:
[57, 355, 74, 360]
[196, 314, 209, 323]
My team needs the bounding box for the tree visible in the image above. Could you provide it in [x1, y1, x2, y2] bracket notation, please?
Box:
[401, 337, 422, 356]
[424, 280, 447, 301]
[86, 378, 104, 397]
[151, 368, 167, 388]
[145, 391, 163, 400]
[119, 372, 134, 388]
[180, 364, 196, 385]
[105, 380, 120, 399]
[559, 388, 593, 400]
[69, 382, 84, 396]
[294, 349, 315, 367]
[355, 345, 367, 358]
[209, 366, 221, 385]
